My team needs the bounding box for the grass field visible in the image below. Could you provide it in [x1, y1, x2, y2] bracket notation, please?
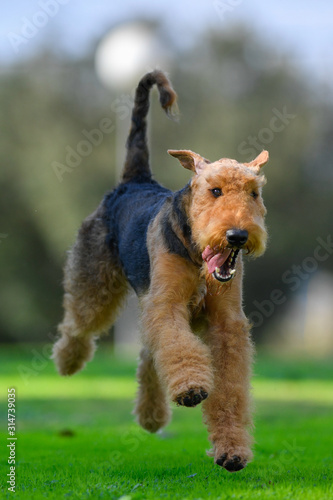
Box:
[0, 344, 333, 499]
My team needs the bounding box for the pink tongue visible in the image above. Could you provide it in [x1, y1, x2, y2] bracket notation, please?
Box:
[202, 246, 232, 274]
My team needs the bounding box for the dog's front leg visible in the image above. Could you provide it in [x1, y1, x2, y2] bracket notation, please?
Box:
[202, 284, 254, 472]
[140, 253, 213, 407]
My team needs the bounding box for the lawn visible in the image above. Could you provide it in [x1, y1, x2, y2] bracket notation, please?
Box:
[0, 344, 332, 499]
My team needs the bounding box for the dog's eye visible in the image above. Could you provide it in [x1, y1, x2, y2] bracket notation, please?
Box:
[250, 191, 258, 199]
[211, 188, 222, 198]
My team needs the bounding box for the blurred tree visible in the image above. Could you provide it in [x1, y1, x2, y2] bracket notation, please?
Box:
[0, 25, 332, 342]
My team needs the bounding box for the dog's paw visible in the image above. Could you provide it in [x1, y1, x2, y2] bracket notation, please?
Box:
[215, 453, 247, 472]
[176, 388, 208, 407]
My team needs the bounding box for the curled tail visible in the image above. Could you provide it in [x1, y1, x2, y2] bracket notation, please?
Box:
[121, 70, 178, 183]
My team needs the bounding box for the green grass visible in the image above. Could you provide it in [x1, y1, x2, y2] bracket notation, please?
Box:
[0, 344, 333, 499]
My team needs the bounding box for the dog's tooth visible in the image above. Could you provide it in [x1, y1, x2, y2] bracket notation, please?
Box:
[215, 267, 222, 279]
[230, 269, 236, 275]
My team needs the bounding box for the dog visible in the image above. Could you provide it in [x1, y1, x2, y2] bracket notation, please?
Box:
[52, 70, 269, 472]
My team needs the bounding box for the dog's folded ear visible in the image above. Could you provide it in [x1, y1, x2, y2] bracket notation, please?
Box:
[244, 150, 269, 173]
[168, 149, 210, 175]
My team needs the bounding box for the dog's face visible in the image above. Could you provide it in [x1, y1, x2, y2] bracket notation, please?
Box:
[168, 150, 268, 283]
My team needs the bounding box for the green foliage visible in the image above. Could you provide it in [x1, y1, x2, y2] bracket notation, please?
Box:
[0, 27, 332, 341]
[0, 347, 333, 499]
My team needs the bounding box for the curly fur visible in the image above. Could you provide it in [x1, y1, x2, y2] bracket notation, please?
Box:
[53, 70, 269, 472]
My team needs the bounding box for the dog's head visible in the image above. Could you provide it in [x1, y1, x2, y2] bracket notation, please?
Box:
[168, 149, 269, 283]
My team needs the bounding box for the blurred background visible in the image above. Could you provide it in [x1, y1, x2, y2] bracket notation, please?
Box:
[1, 0, 333, 356]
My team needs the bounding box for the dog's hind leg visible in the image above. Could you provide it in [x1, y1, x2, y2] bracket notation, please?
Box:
[52, 207, 129, 375]
[134, 346, 171, 432]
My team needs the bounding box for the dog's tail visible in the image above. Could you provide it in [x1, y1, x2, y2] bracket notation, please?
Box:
[121, 70, 178, 183]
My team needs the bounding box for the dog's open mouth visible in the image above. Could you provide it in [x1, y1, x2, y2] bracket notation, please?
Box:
[202, 246, 240, 283]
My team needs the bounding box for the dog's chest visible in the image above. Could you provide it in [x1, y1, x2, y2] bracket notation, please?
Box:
[189, 275, 207, 314]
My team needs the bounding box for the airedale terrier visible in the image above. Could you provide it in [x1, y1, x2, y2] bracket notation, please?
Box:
[52, 70, 269, 472]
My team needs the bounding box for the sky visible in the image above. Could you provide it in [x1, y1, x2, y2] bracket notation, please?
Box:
[0, 0, 332, 87]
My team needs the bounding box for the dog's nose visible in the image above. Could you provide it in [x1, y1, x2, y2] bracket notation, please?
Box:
[226, 229, 248, 247]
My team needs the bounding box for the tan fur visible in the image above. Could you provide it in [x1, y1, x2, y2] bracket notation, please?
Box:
[139, 253, 214, 402]
[136, 153, 268, 470]
[52, 204, 129, 375]
[53, 155, 268, 470]
[134, 347, 171, 432]
[202, 257, 254, 467]
[189, 159, 267, 255]
[52, 70, 268, 472]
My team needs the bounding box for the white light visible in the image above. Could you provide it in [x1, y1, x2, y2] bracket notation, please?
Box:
[95, 23, 163, 89]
